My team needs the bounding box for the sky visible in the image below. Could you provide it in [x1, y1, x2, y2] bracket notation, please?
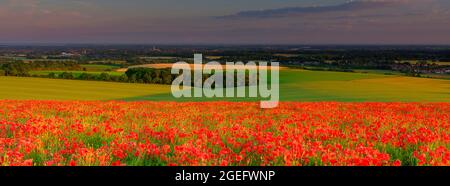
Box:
[0, 0, 450, 44]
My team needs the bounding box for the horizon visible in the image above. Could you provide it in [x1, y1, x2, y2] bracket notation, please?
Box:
[1, 0, 450, 44]
[0, 42, 450, 47]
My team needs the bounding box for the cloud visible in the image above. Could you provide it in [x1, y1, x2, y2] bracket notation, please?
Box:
[217, 0, 411, 19]
[0, 0, 96, 28]
[0, 0, 449, 44]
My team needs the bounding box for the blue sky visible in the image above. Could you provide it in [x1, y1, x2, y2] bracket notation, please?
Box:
[0, 0, 450, 44]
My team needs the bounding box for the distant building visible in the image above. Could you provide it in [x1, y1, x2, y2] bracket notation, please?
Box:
[61, 52, 75, 57]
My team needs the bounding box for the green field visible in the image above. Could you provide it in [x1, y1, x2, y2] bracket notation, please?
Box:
[353, 69, 405, 76]
[0, 76, 168, 100]
[30, 71, 124, 77]
[1, 69, 449, 102]
[80, 64, 121, 71]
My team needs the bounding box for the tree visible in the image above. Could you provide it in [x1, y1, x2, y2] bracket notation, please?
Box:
[60, 72, 74, 79]
[119, 74, 128, 82]
[99, 73, 111, 81]
[151, 77, 162, 84]
[143, 73, 152, 83]
[2, 62, 26, 76]
[129, 74, 137, 83]
[79, 73, 95, 80]
[48, 72, 56, 79]
[110, 75, 119, 82]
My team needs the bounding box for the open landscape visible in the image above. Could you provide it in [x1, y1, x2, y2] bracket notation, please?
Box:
[1, 58, 449, 166]
[1, 45, 450, 167]
[0, 1, 450, 177]
[1, 68, 448, 102]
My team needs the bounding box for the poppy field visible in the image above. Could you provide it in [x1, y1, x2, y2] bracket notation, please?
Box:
[0, 100, 449, 166]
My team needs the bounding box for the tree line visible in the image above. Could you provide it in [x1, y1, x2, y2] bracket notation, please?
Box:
[1, 64, 255, 87]
[0, 61, 81, 76]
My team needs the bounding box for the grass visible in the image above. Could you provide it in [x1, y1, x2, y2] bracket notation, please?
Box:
[0, 76, 169, 100]
[30, 71, 124, 77]
[21, 59, 76, 62]
[80, 64, 121, 71]
[279, 70, 449, 102]
[30, 64, 124, 78]
[353, 69, 405, 76]
[127, 69, 450, 102]
[88, 60, 127, 63]
[1, 69, 449, 102]
[299, 76, 450, 102]
[422, 73, 450, 80]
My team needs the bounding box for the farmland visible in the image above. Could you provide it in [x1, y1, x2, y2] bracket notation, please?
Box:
[1, 0, 450, 171]
[116, 63, 286, 72]
[28, 64, 124, 77]
[0, 101, 448, 166]
[1, 69, 449, 102]
[1, 67, 449, 166]
[0, 76, 169, 100]
[126, 69, 450, 102]
[30, 70, 124, 78]
[80, 64, 121, 71]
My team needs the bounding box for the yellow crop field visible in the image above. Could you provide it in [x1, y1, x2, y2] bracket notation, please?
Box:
[0, 76, 170, 100]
